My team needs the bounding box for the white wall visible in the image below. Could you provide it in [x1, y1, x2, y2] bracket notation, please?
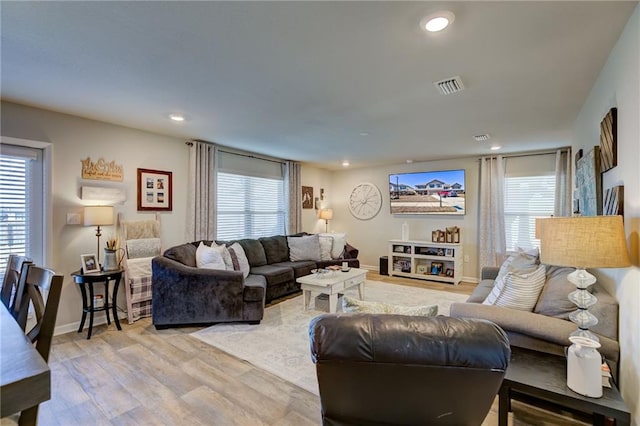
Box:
[304, 157, 480, 281]
[572, 5, 639, 423]
[1, 101, 188, 332]
[300, 166, 332, 234]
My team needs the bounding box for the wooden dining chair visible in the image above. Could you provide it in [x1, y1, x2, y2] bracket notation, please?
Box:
[10, 264, 64, 425]
[1, 254, 32, 311]
[13, 264, 64, 361]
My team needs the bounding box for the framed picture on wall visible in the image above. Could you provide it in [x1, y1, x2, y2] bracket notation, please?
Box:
[302, 186, 313, 209]
[137, 168, 172, 211]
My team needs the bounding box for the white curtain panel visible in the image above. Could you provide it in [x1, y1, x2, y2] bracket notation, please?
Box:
[186, 141, 216, 241]
[286, 161, 302, 234]
[554, 148, 572, 217]
[478, 155, 507, 272]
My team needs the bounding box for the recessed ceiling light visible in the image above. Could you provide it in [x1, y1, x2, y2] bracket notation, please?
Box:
[359, 132, 369, 137]
[490, 146, 502, 151]
[342, 161, 350, 167]
[168, 113, 185, 122]
[421, 11, 455, 33]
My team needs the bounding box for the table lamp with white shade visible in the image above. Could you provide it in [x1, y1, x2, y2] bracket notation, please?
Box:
[537, 215, 630, 343]
[84, 206, 114, 265]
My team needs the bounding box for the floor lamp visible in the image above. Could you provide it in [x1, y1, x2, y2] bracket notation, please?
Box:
[84, 206, 114, 265]
[537, 216, 630, 342]
[319, 209, 333, 233]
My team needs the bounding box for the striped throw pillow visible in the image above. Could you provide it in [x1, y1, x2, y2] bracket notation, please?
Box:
[483, 264, 546, 311]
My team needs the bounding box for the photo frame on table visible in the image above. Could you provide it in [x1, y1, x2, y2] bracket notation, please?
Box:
[81, 254, 100, 274]
[137, 168, 172, 211]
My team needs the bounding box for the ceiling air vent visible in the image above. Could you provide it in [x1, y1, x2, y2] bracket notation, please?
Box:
[474, 134, 491, 142]
[433, 76, 464, 95]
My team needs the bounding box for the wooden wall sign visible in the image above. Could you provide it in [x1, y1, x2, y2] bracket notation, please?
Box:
[81, 157, 124, 181]
[603, 185, 624, 216]
[600, 108, 617, 172]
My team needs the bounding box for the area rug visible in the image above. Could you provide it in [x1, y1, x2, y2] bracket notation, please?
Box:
[191, 280, 467, 396]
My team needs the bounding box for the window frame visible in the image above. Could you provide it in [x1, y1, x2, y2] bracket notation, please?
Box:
[0, 137, 52, 268]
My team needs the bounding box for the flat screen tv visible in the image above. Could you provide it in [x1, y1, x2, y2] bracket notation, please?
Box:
[389, 169, 465, 215]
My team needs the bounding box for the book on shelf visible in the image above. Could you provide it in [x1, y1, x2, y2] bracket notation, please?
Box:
[602, 362, 612, 388]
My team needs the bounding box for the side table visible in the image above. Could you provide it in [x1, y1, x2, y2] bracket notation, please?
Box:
[71, 269, 123, 339]
[500, 347, 630, 426]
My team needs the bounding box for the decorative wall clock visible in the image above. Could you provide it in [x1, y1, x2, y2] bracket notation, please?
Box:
[348, 182, 382, 220]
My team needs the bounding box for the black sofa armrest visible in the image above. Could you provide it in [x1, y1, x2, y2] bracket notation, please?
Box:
[342, 242, 359, 260]
[152, 256, 246, 325]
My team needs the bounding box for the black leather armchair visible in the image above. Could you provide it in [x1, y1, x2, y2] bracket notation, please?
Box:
[309, 314, 510, 426]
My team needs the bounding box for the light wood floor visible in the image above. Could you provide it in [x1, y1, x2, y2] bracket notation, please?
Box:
[22, 273, 588, 425]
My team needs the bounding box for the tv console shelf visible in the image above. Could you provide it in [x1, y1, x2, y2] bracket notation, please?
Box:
[388, 239, 462, 285]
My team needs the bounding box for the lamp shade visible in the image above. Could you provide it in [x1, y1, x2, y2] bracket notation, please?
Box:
[319, 209, 333, 220]
[83, 206, 114, 226]
[538, 216, 630, 268]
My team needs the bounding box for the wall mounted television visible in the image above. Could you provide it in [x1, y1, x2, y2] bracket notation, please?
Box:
[389, 169, 465, 215]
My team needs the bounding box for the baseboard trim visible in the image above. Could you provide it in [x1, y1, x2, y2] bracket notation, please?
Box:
[55, 311, 128, 336]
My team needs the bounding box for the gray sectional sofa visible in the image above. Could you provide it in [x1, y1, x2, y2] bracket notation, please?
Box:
[151, 234, 359, 328]
[450, 266, 620, 379]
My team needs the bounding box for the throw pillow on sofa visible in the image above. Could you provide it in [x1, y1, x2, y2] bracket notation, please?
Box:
[229, 242, 250, 278]
[288, 234, 322, 262]
[342, 296, 438, 317]
[318, 235, 333, 261]
[196, 242, 227, 270]
[320, 232, 347, 259]
[482, 264, 546, 311]
[213, 242, 234, 270]
[533, 266, 579, 319]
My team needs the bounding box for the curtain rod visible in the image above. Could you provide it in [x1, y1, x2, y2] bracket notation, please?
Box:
[478, 147, 571, 161]
[185, 140, 286, 165]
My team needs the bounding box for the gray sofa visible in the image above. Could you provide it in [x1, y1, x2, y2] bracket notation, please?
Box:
[152, 234, 359, 328]
[450, 266, 620, 379]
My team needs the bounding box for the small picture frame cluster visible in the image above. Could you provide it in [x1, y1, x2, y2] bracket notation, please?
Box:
[137, 168, 172, 211]
[81, 254, 100, 274]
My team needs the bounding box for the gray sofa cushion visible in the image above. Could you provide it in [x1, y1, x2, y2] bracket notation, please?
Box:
[449, 302, 619, 368]
[243, 274, 267, 302]
[238, 239, 268, 267]
[249, 264, 294, 287]
[466, 279, 495, 303]
[533, 266, 576, 319]
[271, 260, 316, 279]
[287, 234, 321, 261]
[259, 236, 289, 264]
[163, 243, 197, 267]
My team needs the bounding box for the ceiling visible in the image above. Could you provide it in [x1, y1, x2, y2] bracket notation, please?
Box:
[1, 1, 636, 170]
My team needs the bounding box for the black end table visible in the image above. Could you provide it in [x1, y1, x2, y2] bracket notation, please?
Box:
[500, 347, 630, 426]
[71, 269, 123, 339]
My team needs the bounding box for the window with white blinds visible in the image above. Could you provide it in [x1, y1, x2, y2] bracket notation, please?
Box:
[216, 151, 287, 240]
[0, 144, 44, 278]
[504, 174, 555, 251]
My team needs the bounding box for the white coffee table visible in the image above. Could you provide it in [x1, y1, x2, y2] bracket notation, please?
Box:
[297, 268, 367, 313]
